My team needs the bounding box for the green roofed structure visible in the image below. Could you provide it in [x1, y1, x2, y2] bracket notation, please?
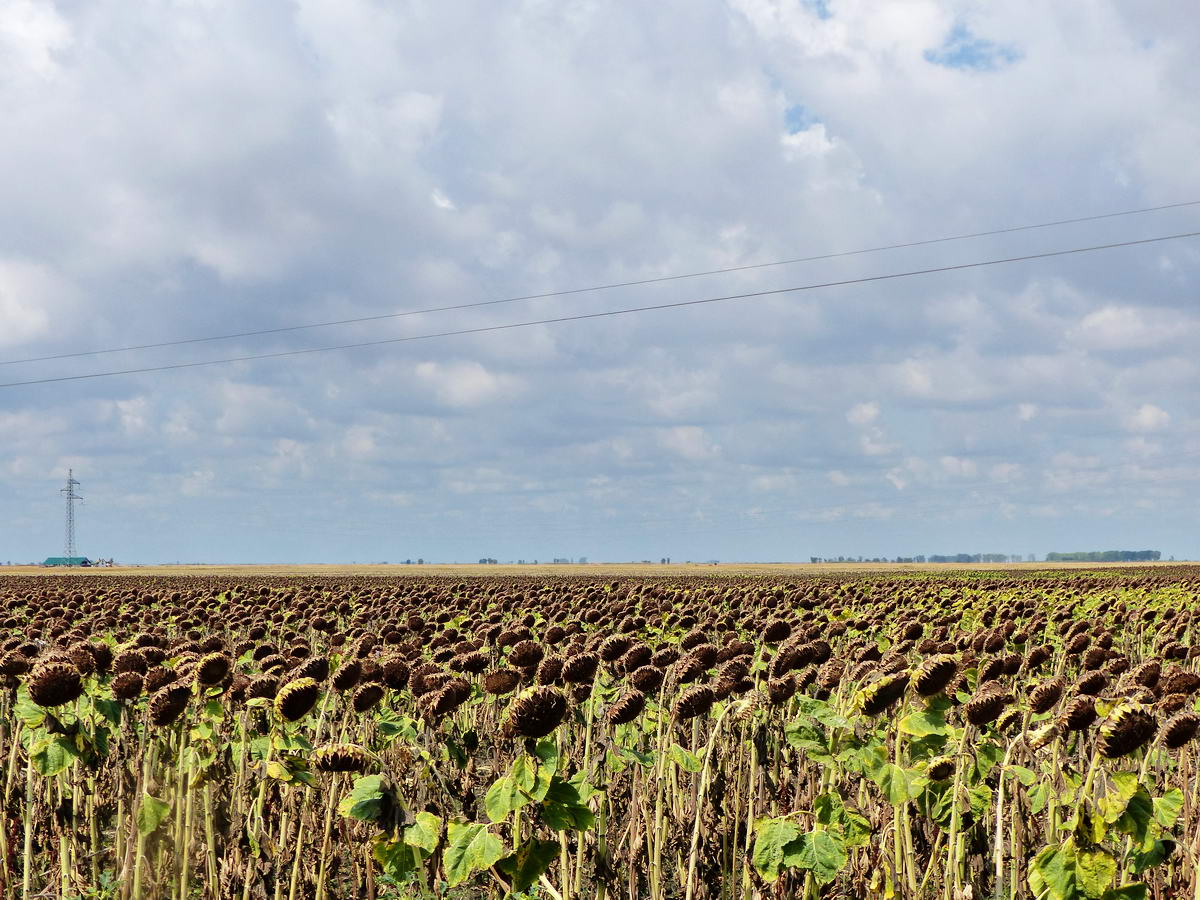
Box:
[43, 557, 91, 567]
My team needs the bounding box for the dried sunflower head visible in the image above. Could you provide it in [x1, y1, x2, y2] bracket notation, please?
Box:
[767, 675, 798, 706]
[149, 684, 191, 727]
[964, 687, 1012, 727]
[607, 691, 646, 725]
[112, 671, 144, 700]
[351, 682, 385, 714]
[1074, 670, 1107, 697]
[195, 652, 232, 686]
[0, 651, 30, 677]
[1061, 695, 1097, 732]
[483, 669, 521, 696]
[673, 684, 716, 721]
[1029, 677, 1065, 715]
[913, 655, 957, 697]
[294, 656, 331, 683]
[503, 686, 568, 738]
[1098, 702, 1156, 758]
[630, 665, 665, 694]
[1162, 711, 1200, 750]
[275, 677, 321, 722]
[562, 652, 599, 685]
[331, 660, 362, 692]
[536, 655, 564, 685]
[313, 743, 373, 774]
[859, 673, 909, 717]
[29, 661, 84, 708]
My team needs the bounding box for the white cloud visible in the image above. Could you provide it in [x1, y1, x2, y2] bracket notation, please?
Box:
[1124, 403, 1170, 433]
[0, 0, 71, 80]
[939, 456, 977, 478]
[180, 469, 215, 497]
[989, 462, 1022, 483]
[0, 259, 77, 347]
[414, 361, 523, 408]
[658, 426, 720, 461]
[1069, 306, 1189, 351]
[846, 401, 880, 425]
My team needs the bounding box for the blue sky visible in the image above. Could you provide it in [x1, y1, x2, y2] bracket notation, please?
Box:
[1, 0, 1198, 564]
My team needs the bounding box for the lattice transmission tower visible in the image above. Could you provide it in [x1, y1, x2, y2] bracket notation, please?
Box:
[61, 470, 82, 560]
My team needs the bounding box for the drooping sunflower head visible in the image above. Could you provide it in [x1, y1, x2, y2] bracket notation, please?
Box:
[503, 685, 568, 739]
[1098, 702, 1156, 759]
[275, 677, 321, 722]
[313, 743, 373, 774]
[29, 661, 84, 708]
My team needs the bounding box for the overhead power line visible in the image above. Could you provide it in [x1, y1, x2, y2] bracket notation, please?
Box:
[1, 229, 1196, 389]
[2, 198, 1198, 368]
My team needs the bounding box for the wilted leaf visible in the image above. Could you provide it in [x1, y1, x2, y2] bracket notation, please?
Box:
[31, 736, 79, 777]
[497, 838, 559, 892]
[668, 744, 702, 773]
[136, 792, 171, 836]
[898, 707, 947, 737]
[404, 811, 442, 855]
[751, 817, 800, 883]
[785, 829, 847, 885]
[338, 775, 387, 823]
[1075, 847, 1116, 898]
[443, 822, 506, 887]
[1151, 789, 1183, 828]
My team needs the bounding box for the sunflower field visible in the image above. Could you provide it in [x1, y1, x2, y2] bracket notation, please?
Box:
[1, 569, 1198, 899]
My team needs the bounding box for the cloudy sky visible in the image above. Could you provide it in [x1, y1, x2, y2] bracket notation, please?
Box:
[1, 0, 1198, 564]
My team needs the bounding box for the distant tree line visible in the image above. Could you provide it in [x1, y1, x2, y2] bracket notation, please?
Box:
[810, 554, 1028, 564]
[1045, 550, 1161, 562]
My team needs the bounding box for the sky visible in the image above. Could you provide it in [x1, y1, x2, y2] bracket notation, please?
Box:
[1, 0, 1198, 565]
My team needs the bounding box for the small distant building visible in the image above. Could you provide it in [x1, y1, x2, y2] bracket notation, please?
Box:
[43, 557, 91, 567]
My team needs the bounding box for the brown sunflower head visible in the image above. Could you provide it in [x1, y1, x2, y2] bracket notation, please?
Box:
[294, 656, 331, 683]
[313, 743, 373, 774]
[1061, 695, 1097, 732]
[275, 677, 321, 722]
[536, 655, 564, 685]
[381, 657, 409, 690]
[29, 661, 84, 708]
[673, 684, 716, 721]
[964, 687, 1012, 727]
[607, 690, 646, 725]
[1098, 702, 1156, 758]
[0, 651, 30, 677]
[483, 669, 521, 696]
[112, 671, 144, 700]
[1162, 711, 1200, 750]
[767, 675, 798, 706]
[1074, 670, 1107, 697]
[1029, 677, 1065, 715]
[913, 655, 957, 697]
[630, 665, 665, 693]
[352, 682, 386, 714]
[149, 684, 191, 727]
[503, 686, 568, 738]
[195, 653, 232, 686]
[331, 660, 362, 692]
[562, 652, 599, 685]
[860, 672, 910, 717]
